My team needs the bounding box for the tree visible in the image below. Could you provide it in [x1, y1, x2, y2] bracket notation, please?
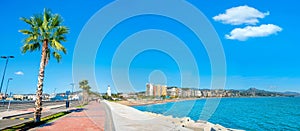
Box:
[79, 80, 91, 103]
[161, 95, 166, 100]
[19, 8, 69, 122]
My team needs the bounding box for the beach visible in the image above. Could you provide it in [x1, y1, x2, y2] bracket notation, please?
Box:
[115, 98, 199, 106]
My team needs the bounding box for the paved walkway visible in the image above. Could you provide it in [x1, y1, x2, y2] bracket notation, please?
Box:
[33, 101, 106, 131]
[105, 101, 190, 131]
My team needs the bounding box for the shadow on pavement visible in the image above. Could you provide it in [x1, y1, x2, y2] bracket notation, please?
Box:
[68, 108, 85, 112]
[39, 122, 54, 127]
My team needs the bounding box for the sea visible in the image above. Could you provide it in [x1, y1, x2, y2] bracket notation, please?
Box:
[133, 97, 300, 130]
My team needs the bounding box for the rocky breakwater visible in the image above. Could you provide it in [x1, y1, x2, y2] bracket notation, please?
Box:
[144, 112, 244, 131]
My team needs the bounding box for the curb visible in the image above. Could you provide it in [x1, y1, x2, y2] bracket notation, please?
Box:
[0, 104, 65, 120]
[1, 111, 33, 120]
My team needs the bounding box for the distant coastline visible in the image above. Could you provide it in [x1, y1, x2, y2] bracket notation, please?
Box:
[115, 95, 293, 107]
[109, 87, 300, 106]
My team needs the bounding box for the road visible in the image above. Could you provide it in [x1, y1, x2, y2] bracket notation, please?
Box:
[0, 101, 73, 112]
[0, 101, 81, 130]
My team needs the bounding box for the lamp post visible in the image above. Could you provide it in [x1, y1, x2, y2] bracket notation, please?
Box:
[0, 56, 14, 94]
[4, 78, 13, 99]
[70, 83, 74, 95]
[70, 83, 75, 101]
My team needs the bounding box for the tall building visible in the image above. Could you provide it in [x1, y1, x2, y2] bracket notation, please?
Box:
[146, 83, 154, 96]
[154, 84, 161, 96]
[161, 85, 167, 96]
[146, 83, 167, 97]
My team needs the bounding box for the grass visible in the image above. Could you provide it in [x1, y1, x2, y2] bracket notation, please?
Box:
[75, 105, 84, 108]
[75, 102, 88, 108]
[2, 111, 70, 131]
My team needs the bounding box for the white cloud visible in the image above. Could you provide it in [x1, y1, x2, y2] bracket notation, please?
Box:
[213, 5, 269, 25]
[14, 71, 24, 75]
[225, 24, 282, 41]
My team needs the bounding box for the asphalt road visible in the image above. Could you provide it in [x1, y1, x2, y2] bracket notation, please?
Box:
[0, 101, 81, 130]
[0, 101, 70, 112]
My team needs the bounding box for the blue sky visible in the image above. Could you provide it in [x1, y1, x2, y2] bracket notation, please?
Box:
[0, 0, 299, 94]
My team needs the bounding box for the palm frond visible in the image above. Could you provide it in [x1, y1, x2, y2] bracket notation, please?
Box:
[19, 29, 33, 35]
[21, 43, 40, 53]
[55, 26, 69, 36]
[57, 36, 67, 42]
[50, 39, 67, 54]
[52, 51, 62, 62]
[32, 15, 43, 27]
[51, 14, 62, 28]
[24, 36, 35, 44]
[79, 80, 91, 90]
[52, 26, 68, 43]
[43, 8, 51, 23]
[20, 17, 34, 27]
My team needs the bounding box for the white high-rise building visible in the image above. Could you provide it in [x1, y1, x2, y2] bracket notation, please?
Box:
[146, 83, 153, 96]
[107, 85, 111, 97]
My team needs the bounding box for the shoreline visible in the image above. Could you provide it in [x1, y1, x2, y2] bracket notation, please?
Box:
[105, 100, 243, 131]
[115, 96, 287, 107]
[115, 97, 198, 106]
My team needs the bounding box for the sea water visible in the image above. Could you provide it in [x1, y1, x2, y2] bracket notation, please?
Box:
[133, 97, 300, 130]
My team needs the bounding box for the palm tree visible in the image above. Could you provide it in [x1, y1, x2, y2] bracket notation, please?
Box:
[79, 80, 91, 104]
[19, 8, 69, 122]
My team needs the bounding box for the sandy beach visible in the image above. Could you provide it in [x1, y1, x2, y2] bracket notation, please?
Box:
[115, 98, 199, 106]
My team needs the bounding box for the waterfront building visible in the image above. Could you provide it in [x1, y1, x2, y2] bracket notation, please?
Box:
[12, 94, 25, 100]
[146, 83, 154, 96]
[195, 90, 202, 97]
[161, 85, 167, 96]
[119, 93, 129, 98]
[23, 94, 36, 101]
[119, 92, 138, 99]
[201, 90, 212, 97]
[167, 87, 178, 98]
[177, 88, 182, 97]
[146, 83, 167, 97]
[180, 88, 188, 98]
[153, 84, 159, 96]
[180, 88, 197, 98]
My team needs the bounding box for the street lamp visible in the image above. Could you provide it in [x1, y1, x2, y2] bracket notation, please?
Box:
[70, 83, 74, 95]
[4, 78, 13, 99]
[0, 56, 14, 94]
[70, 83, 75, 101]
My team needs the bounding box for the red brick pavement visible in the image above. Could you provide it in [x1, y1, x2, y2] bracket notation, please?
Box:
[33, 101, 105, 131]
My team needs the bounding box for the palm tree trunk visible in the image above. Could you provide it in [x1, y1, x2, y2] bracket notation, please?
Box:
[34, 40, 48, 122]
[83, 90, 87, 104]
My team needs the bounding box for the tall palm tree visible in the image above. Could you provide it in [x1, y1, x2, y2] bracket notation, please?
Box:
[19, 8, 69, 122]
[79, 80, 91, 104]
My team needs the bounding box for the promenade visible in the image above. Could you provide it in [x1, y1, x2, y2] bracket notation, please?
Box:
[25, 100, 239, 131]
[32, 101, 107, 131]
